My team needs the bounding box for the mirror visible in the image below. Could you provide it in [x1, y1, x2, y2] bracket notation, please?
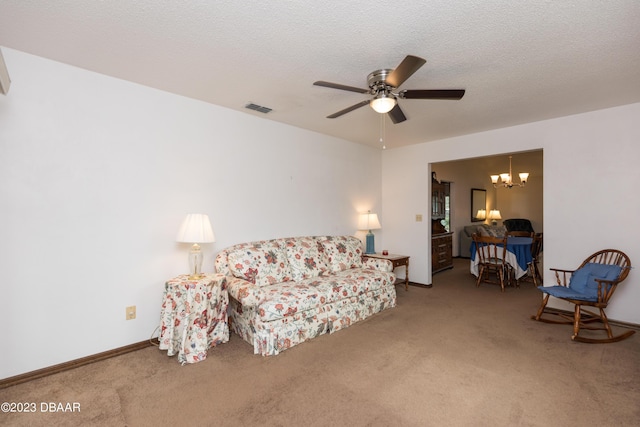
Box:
[471, 189, 487, 222]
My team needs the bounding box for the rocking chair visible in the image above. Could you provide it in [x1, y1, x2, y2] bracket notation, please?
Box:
[531, 249, 633, 343]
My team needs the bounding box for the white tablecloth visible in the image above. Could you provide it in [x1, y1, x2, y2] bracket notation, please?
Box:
[470, 247, 528, 279]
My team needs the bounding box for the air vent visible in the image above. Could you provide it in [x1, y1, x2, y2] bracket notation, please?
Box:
[244, 103, 273, 114]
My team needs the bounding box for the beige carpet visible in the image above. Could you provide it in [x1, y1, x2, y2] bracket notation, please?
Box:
[2, 258, 639, 426]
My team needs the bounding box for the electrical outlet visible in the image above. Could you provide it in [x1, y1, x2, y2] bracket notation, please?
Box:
[126, 306, 136, 320]
[416, 214, 423, 222]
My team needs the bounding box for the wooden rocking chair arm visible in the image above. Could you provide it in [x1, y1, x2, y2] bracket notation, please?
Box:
[550, 268, 575, 287]
[594, 278, 618, 302]
[549, 268, 575, 274]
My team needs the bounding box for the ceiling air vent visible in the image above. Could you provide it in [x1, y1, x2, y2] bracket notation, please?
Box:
[244, 103, 272, 114]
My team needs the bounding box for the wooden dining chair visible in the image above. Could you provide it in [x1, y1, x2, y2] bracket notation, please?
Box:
[528, 233, 543, 286]
[472, 233, 513, 292]
[517, 232, 542, 286]
[531, 249, 633, 343]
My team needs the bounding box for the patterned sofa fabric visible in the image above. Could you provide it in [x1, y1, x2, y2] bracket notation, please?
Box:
[215, 236, 397, 356]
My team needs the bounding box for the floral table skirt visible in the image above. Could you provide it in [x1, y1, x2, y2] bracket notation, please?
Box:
[159, 273, 229, 364]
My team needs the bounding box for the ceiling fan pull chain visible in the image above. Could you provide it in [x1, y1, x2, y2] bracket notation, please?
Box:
[380, 114, 386, 150]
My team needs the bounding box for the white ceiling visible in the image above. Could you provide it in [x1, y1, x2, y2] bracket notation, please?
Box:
[1, 1, 639, 149]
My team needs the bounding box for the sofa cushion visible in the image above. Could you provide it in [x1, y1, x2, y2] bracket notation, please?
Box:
[281, 237, 330, 281]
[320, 237, 363, 272]
[255, 268, 394, 322]
[228, 242, 292, 287]
[475, 224, 506, 238]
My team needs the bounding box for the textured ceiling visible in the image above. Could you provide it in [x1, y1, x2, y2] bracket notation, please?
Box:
[1, 1, 639, 148]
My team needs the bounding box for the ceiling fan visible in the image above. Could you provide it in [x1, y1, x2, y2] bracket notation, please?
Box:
[313, 55, 465, 124]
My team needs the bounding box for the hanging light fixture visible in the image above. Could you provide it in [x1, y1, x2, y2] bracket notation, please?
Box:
[490, 156, 529, 188]
[370, 87, 397, 114]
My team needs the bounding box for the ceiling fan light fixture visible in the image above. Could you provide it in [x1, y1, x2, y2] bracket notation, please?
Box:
[370, 94, 396, 114]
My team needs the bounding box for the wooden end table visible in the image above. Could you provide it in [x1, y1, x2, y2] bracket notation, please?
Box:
[364, 253, 410, 291]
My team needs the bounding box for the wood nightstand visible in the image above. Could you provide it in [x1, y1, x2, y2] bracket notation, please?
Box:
[364, 253, 410, 291]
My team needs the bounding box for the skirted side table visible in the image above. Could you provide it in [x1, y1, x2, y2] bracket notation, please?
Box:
[159, 273, 229, 364]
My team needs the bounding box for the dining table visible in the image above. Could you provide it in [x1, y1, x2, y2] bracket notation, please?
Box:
[469, 236, 533, 280]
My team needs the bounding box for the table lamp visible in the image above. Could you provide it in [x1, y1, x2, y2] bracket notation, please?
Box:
[176, 213, 215, 279]
[488, 209, 502, 226]
[358, 211, 382, 254]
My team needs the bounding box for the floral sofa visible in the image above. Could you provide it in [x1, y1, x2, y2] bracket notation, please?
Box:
[214, 235, 397, 356]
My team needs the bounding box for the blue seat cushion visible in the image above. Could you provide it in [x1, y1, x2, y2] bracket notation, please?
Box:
[583, 263, 622, 281]
[542, 263, 623, 301]
[568, 267, 592, 294]
[571, 263, 622, 294]
[538, 285, 598, 302]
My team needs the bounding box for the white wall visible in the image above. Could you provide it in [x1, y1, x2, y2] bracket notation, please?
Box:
[382, 102, 640, 324]
[0, 49, 383, 379]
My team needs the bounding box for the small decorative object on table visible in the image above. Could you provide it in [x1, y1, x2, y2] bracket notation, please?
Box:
[159, 273, 229, 364]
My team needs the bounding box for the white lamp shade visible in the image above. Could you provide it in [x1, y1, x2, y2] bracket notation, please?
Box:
[488, 210, 502, 220]
[476, 209, 487, 219]
[370, 96, 396, 114]
[358, 212, 382, 230]
[176, 214, 215, 243]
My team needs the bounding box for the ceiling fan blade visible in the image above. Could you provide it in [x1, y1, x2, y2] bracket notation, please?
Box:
[399, 89, 465, 100]
[388, 104, 407, 124]
[386, 55, 427, 88]
[326, 100, 370, 118]
[313, 81, 369, 94]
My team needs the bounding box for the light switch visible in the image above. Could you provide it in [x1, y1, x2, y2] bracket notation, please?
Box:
[415, 214, 423, 222]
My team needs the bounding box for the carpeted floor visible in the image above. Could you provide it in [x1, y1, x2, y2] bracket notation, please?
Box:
[2, 258, 639, 426]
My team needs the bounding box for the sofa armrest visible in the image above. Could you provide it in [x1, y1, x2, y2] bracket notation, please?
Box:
[226, 276, 266, 308]
[363, 257, 394, 273]
[459, 231, 473, 258]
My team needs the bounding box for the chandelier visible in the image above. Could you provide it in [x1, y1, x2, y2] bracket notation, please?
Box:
[490, 156, 529, 188]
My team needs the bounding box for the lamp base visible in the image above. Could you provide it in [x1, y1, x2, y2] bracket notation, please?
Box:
[365, 232, 376, 254]
[188, 243, 204, 279]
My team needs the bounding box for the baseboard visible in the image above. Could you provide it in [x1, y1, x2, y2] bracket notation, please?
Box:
[0, 339, 158, 390]
[408, 281, 432, 289]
